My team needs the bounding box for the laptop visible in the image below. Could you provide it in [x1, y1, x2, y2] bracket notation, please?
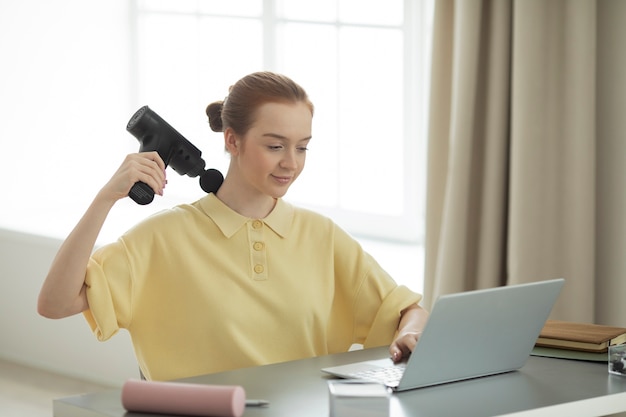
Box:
[322, 278, 564, 391]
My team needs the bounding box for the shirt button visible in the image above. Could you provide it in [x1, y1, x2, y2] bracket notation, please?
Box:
[253, 242, 265, 251]
[252, 220, 263, 229]
[254, 264, 264, 274]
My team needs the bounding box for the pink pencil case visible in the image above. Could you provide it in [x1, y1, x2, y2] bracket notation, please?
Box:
[121, 379, 246, 417]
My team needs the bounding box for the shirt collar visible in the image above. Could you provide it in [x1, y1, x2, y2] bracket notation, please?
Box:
[197, 193, 293, 239]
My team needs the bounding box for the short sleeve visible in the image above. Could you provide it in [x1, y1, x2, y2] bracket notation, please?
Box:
[332, 224, 422, 348]
[362, 285, 422, 348]
[82, 240, 134, 341]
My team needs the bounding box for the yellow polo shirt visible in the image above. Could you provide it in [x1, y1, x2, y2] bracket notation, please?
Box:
[84, 194, 422, 381]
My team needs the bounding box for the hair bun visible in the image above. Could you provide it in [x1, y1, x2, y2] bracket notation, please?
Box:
[205, 101, 224, 132]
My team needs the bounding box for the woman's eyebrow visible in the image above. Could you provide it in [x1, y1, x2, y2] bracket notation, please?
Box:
[262, 133, 312, 142]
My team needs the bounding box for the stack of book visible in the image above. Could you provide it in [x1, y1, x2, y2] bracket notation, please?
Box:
[535, 320, 626, 353]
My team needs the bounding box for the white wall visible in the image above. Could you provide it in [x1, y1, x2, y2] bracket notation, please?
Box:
[0, 0, 137, 239]
[0, 228, 138, 387]
[0, 0, 138, 387]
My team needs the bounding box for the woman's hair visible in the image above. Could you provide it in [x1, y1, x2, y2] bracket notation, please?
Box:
[206, 71, 314, 135]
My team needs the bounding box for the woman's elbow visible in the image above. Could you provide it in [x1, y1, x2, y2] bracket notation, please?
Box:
[37, 293, 64, 319]
[37, 291, 87, 319]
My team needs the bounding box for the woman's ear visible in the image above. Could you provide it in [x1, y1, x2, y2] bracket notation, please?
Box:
[224, 128, 240, 155]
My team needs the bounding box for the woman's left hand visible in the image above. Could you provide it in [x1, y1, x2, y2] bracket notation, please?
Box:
[389, 304, 429, 362]
[390, 331, 421, 362]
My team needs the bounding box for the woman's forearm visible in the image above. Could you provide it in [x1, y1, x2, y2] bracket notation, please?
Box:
[37, 191, 115, 318]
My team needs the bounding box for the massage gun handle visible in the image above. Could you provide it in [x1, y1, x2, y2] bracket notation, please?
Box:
[129, 181, 155, 205]
[129, 143, 164, 205]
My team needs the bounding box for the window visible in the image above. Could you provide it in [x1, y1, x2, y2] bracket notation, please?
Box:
[0, 1, 430, 291]
[133, 0, 433, 243]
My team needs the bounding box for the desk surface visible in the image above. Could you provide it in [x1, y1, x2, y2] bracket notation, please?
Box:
[54, 347, 626, 417]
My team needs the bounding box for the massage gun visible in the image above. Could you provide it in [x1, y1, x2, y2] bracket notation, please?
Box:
[126, 106, 224, 205]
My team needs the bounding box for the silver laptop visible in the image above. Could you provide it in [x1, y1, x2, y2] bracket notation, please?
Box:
[323, 278, 564, 391]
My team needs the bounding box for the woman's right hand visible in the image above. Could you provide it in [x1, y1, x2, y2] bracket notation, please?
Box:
[100, 152, 167, 202]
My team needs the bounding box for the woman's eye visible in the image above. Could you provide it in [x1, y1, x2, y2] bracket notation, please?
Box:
[268, 145, 283, 151]
[297, 147, 309, 152]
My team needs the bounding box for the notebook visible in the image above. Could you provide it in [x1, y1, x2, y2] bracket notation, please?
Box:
[322, 278, 565, 392]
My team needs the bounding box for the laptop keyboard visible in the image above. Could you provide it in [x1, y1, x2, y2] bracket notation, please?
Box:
[348, 363, 406, 386]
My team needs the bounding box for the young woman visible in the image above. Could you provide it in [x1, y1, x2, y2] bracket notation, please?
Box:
[38, 71, 428, 381]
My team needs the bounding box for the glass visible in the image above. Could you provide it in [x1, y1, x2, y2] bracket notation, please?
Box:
[132, 0, 431, 242]
[139, 0, 262, 16]
[136, 12, 262, 201]
[277, 0, 337, 22]
[276, 22, 339, 208]
[276, 0, 403, 26]
[138, 0, 197, 13]
[337, 26, 404, 215]
[339, 0, 403, 26]
[197, 0, 262, 16]
[609, 344, 626, 376]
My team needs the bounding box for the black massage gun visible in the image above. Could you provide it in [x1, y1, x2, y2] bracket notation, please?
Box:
[126, 106, 224, 205]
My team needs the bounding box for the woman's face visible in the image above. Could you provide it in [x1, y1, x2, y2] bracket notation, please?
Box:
[228, 101, 312, 199]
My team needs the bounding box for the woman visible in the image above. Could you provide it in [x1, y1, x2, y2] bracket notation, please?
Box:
[38, 71, 428, 381]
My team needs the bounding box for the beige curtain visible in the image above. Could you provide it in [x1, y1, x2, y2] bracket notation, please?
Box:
[423, 0, 626, 325]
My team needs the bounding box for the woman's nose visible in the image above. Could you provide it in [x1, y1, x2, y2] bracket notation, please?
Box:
[280, 149, 298, 169]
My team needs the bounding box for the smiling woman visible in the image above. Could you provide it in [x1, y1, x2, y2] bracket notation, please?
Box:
[206, 73, 314, 217]
[37, 71, 429, 381]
